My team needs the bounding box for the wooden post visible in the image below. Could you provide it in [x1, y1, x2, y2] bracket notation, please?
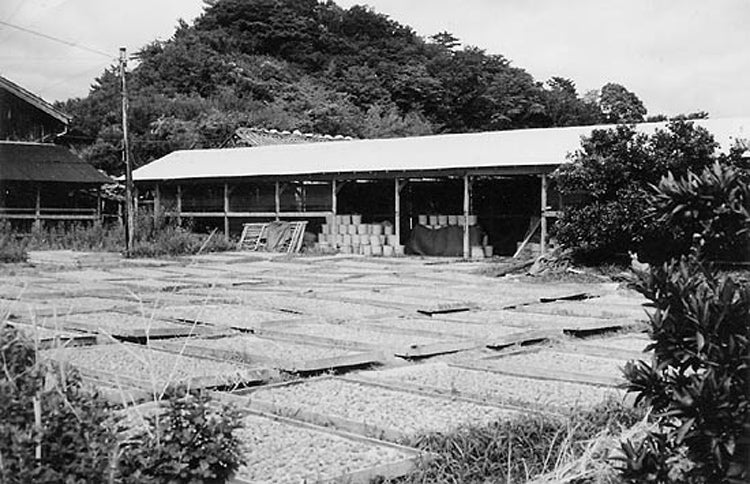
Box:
[540, 174, 548, 255]
[153, 183, 161, 222]
[331, 179, 338, 234]
[133, 186, 139, 215]
[176, 184, 182, 225]
[463, 174, 471, 259]
[223, 182, 230, 239]
[96, 189, 102, 222]
[120, 47, 135, 254]
[274, 181, 281, 221]
[34, 185, 41, 228]
[394, 178, 401, 245]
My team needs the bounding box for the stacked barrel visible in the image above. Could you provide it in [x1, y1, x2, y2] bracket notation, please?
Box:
[317, 215, 405, 256]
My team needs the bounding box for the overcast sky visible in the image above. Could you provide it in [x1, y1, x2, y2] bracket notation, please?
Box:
[1, 0, 748, 118]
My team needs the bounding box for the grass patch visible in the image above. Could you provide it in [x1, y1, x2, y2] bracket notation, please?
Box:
[1, 214, 236, 261]
[390, 399, 644, 484]
[0, 221, 28, 263]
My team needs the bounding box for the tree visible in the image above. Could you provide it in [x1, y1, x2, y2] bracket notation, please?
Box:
[554, 120, 739, 263]
[429, 31, 460, 51]
[600, 82, 647, 123]
[541, 77, 603, 127]
[59, 0, 651, 175]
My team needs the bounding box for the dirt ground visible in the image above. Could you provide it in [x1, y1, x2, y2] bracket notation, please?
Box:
[1, 251, 653, 483]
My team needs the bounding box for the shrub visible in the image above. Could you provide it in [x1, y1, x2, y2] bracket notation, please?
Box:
[117, 386, 244, 484]
[621, 256, 750, 483]
[553, 120, 747, 264]
[27, 220, 124, 252]
[650, 162, 750, 262]
[0, 221, 28, 262]
[0, 324, 119, 483]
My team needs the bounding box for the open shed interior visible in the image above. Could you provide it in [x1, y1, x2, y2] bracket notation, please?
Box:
[137, 172, 553, 257]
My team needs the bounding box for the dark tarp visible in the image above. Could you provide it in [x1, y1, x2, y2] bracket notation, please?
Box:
[265, 221, 295, 250]
[407, 225, 485, 256]
[0, 142, 112, 183]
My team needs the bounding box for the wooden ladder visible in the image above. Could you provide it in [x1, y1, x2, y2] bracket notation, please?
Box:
[237, 221, 307, 253]
[237, 223, 269, 251]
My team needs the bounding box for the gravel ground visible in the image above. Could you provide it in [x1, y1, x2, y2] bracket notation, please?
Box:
[583, 334, 652, 354]
[263, 322, 456, 349]
[42, 343, 259, 388]
[38, 311, 201, 337]
[155, 304, 298, 329]
[169, 334, 364, 364]
[366, 317, 530, 340]
[255, 294, 392, 319]
[249, 378, 517, 439]
[330, 290, 428, 308]
[479, 310, 627, 331]
[514, 300, 648, 321]
[8, 321, 92, 341]
[488, 349, 627, 376]
[356, 363, 623, 411]
[234, 413, 415, 483]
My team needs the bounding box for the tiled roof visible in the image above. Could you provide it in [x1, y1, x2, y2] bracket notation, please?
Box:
[0, 142, 112, 183]
[0, 75, 71, 125]
[225, 127, 354, 147]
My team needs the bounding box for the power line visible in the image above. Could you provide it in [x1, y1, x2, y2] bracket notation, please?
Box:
[0, 19, 113, 58]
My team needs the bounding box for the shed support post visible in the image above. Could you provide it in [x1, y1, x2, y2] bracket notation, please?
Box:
[394, 178, 401, 245]
[133, 186, 139, 216]
[176, 184, 182, 226]
[223, 182, 230, 239]
[274, 181, 280, 221]
[463, 174, 471, 259]
[153, 184, 161, 223]
[96, 189, 102, 223]
[331, 179, 338, 235]
[34, 185, 41, 228]
[540, 174, 548, 255]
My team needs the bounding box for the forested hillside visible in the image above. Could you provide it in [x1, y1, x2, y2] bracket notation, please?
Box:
[58, 0, 648, 175]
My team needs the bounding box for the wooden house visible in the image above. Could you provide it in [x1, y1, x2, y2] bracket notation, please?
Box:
[0, 75, 112, 227]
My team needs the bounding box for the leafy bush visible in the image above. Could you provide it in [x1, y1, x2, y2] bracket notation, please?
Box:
[117, 387, 244, 484]
[650, 162, 750, 262]
[621, 256, 750, 483]
[0, 221, 28, 262]
[554, 120, 747, 264]
[0, 324, 119, 482]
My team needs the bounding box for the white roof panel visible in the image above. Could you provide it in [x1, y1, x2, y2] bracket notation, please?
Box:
[132, 118, 750, 182]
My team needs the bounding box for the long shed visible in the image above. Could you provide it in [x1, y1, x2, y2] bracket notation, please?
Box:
[132, 118, 749, 258]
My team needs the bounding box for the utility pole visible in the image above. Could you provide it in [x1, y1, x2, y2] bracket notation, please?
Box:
[120, 47, 135, 254]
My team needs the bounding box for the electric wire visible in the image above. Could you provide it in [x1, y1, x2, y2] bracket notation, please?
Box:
[0, 19, 113, 58]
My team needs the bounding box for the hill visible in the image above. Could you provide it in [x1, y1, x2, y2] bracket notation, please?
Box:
[57, 0, 646, 175]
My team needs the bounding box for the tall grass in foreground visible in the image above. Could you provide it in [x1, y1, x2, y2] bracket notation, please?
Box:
[394, 400, 645, 484]
[0, 289, 244, 483]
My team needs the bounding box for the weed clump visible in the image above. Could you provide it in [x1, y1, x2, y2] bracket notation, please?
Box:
[396, 399, 643, 484]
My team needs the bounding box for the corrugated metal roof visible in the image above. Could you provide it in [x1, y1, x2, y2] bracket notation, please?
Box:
[132, 118, 750, 182]
[0, 142, 113, 183]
